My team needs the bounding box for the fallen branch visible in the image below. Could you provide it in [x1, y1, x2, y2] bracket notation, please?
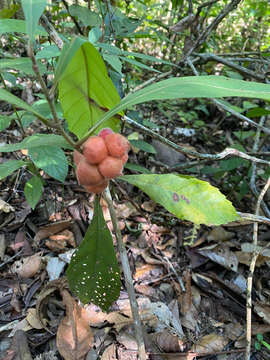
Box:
[123, 116, 270, 166]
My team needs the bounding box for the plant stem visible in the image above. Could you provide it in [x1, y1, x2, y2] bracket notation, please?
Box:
[103, 187, 147, 360]
[27, 42, 77, 149]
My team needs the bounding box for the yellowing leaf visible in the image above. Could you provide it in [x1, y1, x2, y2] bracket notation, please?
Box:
[120, 174, 239, 226]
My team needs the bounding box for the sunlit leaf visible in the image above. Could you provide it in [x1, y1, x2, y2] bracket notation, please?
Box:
[0, 57, 46, 75]
[21, 0, 47, 41]
[97, 76, 270, 125]
[120, 174, 239, 225]
[59, 42, 122, 139]
[0, 19, 46, 35]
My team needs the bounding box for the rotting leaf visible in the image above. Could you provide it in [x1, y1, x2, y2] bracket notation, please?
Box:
[191, 333, 228, 353]
[254, 302, 270, 325]
[34, 220, 73, 243]
[36, 278, 69, 331]
[152, 330, 185, 352]
[207, 227, 234, 242]
[66, 196, 121, 312]
[100, 344, 117, 360]
[198, 244, 238, 272]
[0, 199, 14, 213]
[10, 252, 42, 278]
[56, 290, 93, 360]
[26, 308, 44, 330]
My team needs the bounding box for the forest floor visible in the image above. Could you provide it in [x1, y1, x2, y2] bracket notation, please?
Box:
[1, 96, 270, 360]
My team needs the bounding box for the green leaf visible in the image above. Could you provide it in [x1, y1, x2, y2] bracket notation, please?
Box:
[88, 27, 102, 44]
[66, 196, 121, 312]
[0, 58, 46, 76]
[28, 146, 68, 182]
[0, 19, 46, 35]
[0, 160, 25, 180]
[97, 76, 270, 125]
[69, 5, 101, 27]
[36, 44, 61, 59]
[120, 174, 239, 226]
[0, 134, 72, 152]
[0, 88, 46, 121]
[129, 140, 156, 154]
[21, 0, 47, 41]
[103, 54, 122, 75]
[255, 341, 261, 351]
[121, 49, 173, 66]
[0, 4, 20, 19]
[0, 115, 12, 131]
[246, 107, 270, 118]
[96, 43, 173, 66]
[59, 42, 122, 139]
[233, 130, 255, 141]
[24, 175, 43, 209]
[54, 37, 87, 88]
[119, 56, 160, 73]
[262, 340, 270, 350]
[124, 163, 152, 174]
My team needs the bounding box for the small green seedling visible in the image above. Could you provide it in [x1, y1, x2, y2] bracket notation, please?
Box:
[255, 334, 270, 351]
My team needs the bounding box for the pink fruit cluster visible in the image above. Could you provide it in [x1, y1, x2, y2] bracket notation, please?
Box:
[74, 129, 130, 194]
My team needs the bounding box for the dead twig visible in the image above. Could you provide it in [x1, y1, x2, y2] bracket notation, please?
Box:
[181, 0, 243, 61]
[123, 116, 270, 166]
[246, 176, 270, 360]
[249, 117, 270, 218]
[40, 14, 64, 50]
[194, 53, 265, 81]
[237, 212, 270, 226]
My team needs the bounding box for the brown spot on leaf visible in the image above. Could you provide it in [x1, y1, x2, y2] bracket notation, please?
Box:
[173, 193, 180, 202]
[181, 195, 190, 204]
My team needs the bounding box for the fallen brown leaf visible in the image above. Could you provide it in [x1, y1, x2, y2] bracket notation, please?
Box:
[34, 220, 73, 243]
[10, 252, 42, 278]
[207, 227, 234, 242]
[101, 344, 117, 360]
[36, 278, 69, 331]
[254, 302, 270, 324]
[191, 333, 228, 353]
[134, 264, 163, 282]
[0, 199, 14, 213]
[153, 330, 185, 352]
[49, 229, 76, 247]
[235, 251, 268, 267]
[26, 308, 44, 330]
[56, 290, 93, 360]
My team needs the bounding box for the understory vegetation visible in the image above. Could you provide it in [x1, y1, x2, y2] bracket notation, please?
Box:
[0, 0, 270, 359]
